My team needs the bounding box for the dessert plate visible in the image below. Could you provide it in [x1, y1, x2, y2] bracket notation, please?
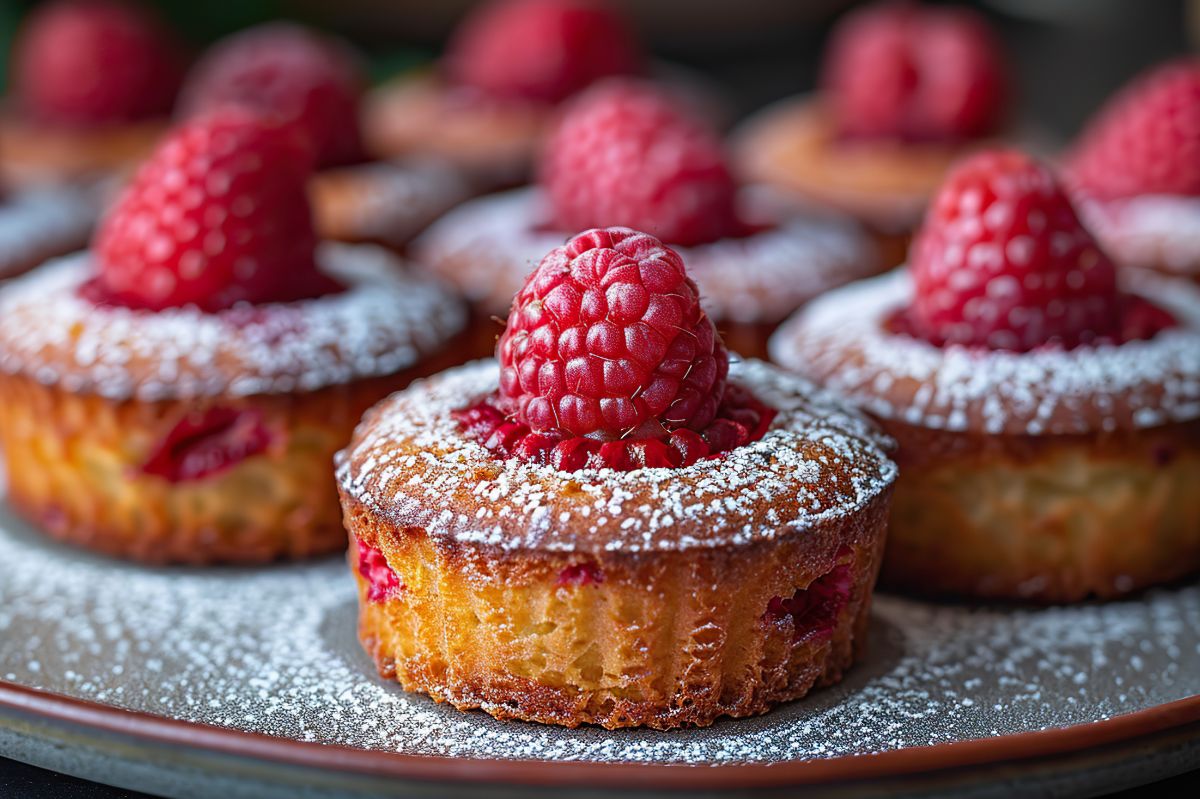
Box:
[1, 500, 1198, 798]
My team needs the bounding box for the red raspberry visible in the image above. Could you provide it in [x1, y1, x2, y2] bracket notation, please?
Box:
[446, 0, 641, 104]
[179, 23, 365, 169]
[909, 149, 1120, 351]
[822, 1, 1007, 142]
[498, 227, 728, 439]
[141, 406, 272, 483]
[92, 109, 333, 312]
[1067, 59, 1200, 201]
[12, 0, 183, 125]
[540, 80, 739, 247]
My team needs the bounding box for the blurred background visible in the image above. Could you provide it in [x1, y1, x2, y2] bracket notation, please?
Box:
[1, 0, 1197, 139]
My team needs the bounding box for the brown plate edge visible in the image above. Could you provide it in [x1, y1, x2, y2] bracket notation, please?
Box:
[1, 681, 1198, 790]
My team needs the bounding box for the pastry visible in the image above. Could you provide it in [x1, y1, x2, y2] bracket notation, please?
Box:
[771, 150, 1200, 601]
[1067, 58, 1200, 283]
[0, 0, 182, 186]
[0, 110, 466, 564]
[734, 1, 1008, 265]
[415, 81, 877, 360]
[179, 22, 471, 249]
[338, 226, 896, 728]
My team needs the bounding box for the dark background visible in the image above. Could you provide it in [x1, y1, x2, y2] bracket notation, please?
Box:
[0, 0, 1196, 795]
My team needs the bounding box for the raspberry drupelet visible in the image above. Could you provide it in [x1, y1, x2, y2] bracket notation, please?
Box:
[771, 148, 1200, 602]
[336, 225, 897, 729]
[416, 80, 878, 361]
[0, 110, 467, 564]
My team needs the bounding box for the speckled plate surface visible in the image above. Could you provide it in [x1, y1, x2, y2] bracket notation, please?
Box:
[1, 499, 1199, 797]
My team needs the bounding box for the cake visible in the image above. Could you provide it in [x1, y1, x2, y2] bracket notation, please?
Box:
[338, 226, 896, 728]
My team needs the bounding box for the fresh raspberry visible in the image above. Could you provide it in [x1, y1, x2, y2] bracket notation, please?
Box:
[540, 80, 739, 247]
[141, 406, 272, 483]
[1067, 59, 1200, 201]
[12, 0, 183, 125]
[92, 109, 334, 312]
[497, 227, 728, 440]
[445, 0, 642, 104]
[909, 150, 1120, 351]
[822, 1, 1007, 142]
[178, 23, 365, 168]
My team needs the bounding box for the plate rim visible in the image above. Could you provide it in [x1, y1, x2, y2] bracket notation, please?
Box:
[2, 681, 1198, 789]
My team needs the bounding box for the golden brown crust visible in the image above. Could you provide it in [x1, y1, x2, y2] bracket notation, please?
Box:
[734, 97, 983, 233]
[0, 110, 164, 187]
[344, 489, 890, 729]
[880, 420, 1200, 601]
[362, 72, 545, 188]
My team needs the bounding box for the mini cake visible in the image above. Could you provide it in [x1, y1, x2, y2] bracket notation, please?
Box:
[415, 81, 877, 360]
[0, 183, 96, 279]
[771, 150, 1200, 602]
[0, 110, 466, 565]
[1067, 59, 1200, 283]
[0, 0, 183, 187]
[365, 0, 681, 187]
[733, 1, 1008, 265]
[179, 23, 471, 249]
[338, 226, 896, 729]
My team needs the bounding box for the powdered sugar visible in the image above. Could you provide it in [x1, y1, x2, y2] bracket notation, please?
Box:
[0, 243, 467, 401]
[0, 184, 96, 278]
[1078, 195, 1200, 276]
[769, 268, 1200, 435]
[1, 506, 1197, 764]
[413, 187, 877, 321]
[337, 358, 896, 553]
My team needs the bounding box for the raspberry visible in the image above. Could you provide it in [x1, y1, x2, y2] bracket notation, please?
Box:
[1067, 58, 1200, 201]
[822, 1, 1007, 142]
[12, 0, 183, 125]
[92, 109, 335, 312]
[354, 538, 402, 603]
[540, 80, 739, 246]
[141, 407, 272, 483]
[446, 0, 641, 104]
[909, 149, 1120, 351]
[498, 227, 727, 440]
[179, 23, 366, 169]
[763, 548, 854, 642]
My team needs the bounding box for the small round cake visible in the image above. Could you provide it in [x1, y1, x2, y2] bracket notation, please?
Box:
[0, 183, 97, 280]
[338, 226, 896, 729]
[415, 81, 877, 360]
[771, 150, 1200, 602]
[1067, 59, 1200, 283]
[178, 22, 473, 250]
[733, 2, 1008, 264]
[0, 111, 467, 564]
[0, 0, 182, 186]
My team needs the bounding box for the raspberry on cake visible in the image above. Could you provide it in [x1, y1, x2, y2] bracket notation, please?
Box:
[362, 0, 717, 188]
[771, 148, 1200, 602]
[337, 227, 896, 729]
[0, 110, 467, 565]
[733, 0, 1010, 261]
[1066, 58, 1200, 283]
[0, 0, 184, 186]
[415, 79, 878, 360]
[179, 22, 471, 249]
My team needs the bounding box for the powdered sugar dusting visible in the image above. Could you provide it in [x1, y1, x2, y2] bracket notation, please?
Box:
[770, 269, 1200, 435]
[1078, 195, 1200, 276]
[1, 508, 1197, 764]
[337, 359, 896, 553]
[0, 243, 467, 401]
[0, 184, 95, 278]
[413, 187, 877, 321]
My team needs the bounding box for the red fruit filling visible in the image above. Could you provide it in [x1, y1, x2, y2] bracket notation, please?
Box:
[445, 0, 642, 105]
[453, 382, 776, 471]
[557, 562, 604, 587]
[763, 547, 855, 643]
[141, 407, 272, 483]
[355, 537, 403, 603]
